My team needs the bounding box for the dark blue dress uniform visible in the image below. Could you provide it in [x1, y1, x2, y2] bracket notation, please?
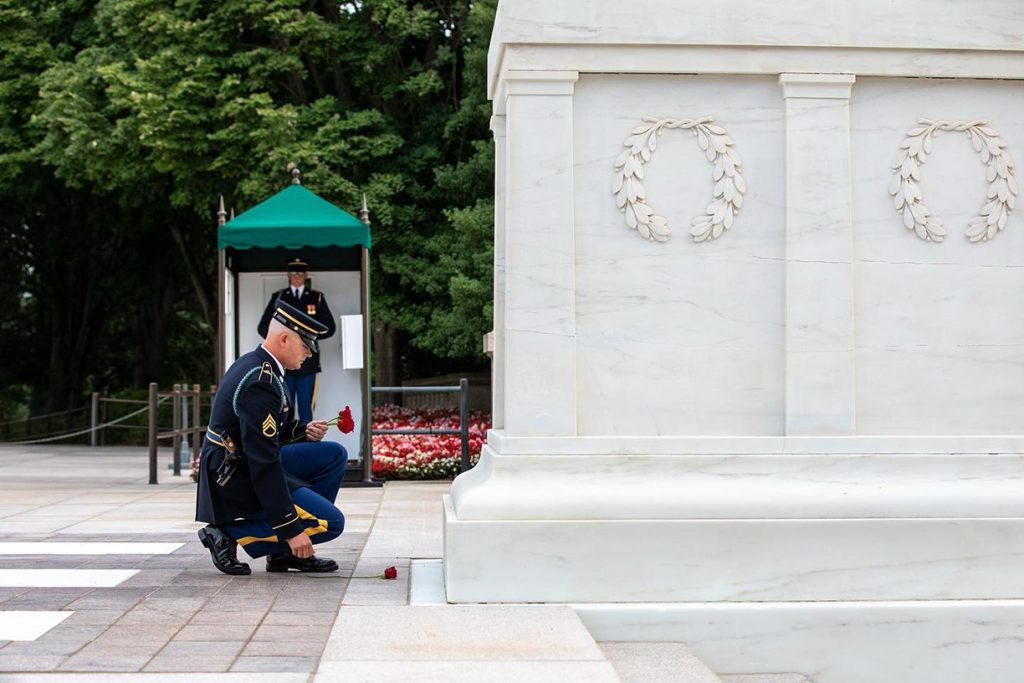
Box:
[257, 273, 336, 422]
[195, 344, 347, 560]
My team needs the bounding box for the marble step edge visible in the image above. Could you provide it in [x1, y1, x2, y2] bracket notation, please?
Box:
[451, 450, 1024, 520]
[486, 431, 1024, 455]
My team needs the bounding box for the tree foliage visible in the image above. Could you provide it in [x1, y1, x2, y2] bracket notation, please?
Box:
[0, 0, 496, 413]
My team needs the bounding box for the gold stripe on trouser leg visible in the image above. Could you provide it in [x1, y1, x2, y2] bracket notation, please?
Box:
[294, 504, 329, 537]
[237, 534, 278, 546]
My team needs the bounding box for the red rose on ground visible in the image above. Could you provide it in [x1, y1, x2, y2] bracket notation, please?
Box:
[383, 565, 397, 580]
[337, 406, 355, 433]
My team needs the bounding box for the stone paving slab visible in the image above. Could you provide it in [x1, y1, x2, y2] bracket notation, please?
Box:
[143, 640, 246, 672]
[719, 675, 811, 683]
[315, 659, 622, 682]
[231, 655, 318, 672]
[600, 642, 721, 683]
[322, 605, 607, 662]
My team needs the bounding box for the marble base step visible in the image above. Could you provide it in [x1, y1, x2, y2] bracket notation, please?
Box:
[577, 600, 1024, 683]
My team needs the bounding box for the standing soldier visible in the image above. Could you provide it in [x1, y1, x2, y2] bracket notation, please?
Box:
[257, 257, 336, 422]
[197, 301, 347, 575]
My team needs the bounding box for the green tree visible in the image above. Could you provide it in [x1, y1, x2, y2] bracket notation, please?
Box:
[0, 0, 498, 415]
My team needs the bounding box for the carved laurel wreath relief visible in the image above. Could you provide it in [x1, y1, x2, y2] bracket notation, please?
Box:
[889, 119, 1017, 243]
[612, 116, 745, 243]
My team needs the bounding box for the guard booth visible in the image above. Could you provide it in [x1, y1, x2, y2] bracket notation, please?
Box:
[215, 174, 373, 481]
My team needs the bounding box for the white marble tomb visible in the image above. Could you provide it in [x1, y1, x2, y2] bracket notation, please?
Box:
[443, 2, 1024, 681]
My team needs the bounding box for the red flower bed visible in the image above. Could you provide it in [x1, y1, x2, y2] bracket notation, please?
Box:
[371, 404, 489, 480]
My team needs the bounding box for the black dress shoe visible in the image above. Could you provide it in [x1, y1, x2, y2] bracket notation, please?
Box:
[198, 525, 251, 576]
[266, 552, 339, 573]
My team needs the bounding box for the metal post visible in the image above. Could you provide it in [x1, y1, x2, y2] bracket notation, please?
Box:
[171, 384, 182, 477]
[360, 244, 373, 483]
[459, 378, 470, 473]
[216, 250, 226, 380]
[148, 382, 158, 485]
[90, 392, 99, 447]
[179, 391, 188, 475]
[216, 198, 227, 381]
[192, 384, 202, 473]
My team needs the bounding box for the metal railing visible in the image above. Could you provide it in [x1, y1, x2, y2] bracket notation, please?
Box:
[0, 405, 89, 443]
[370, 378, 471, 474]
[146, 383, 216, 485]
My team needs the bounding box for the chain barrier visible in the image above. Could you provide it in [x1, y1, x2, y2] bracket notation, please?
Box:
[7, 398, 169, 446]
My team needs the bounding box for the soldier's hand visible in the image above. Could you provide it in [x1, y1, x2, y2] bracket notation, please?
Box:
[224, 435, 237, 453]
[305, 420, 328, 442]
[287, 532, 315, 559]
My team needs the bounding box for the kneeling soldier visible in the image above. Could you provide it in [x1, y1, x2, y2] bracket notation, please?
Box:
[196, 301, 347, 574]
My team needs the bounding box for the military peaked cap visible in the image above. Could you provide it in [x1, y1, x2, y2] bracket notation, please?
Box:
[272, 300, 328, 353]
[287, 257, 308, 272]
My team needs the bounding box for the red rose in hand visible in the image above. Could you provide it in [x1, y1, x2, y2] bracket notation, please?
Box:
[383, 566, 397, 580]
[337, 406, 355, 434]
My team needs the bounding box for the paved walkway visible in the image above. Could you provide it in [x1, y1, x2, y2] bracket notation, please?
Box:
[0, 446, 384, 677]
[0, 445, 809, 682]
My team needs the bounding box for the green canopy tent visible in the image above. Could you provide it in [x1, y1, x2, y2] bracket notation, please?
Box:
[218, 184, 371, 251]
[216, 175, 375, 484]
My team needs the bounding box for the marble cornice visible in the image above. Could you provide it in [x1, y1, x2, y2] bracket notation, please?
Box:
[490, 44, 1024, 104]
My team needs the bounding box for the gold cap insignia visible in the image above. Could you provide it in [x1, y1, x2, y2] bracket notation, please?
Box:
[262, 413, 278, 438]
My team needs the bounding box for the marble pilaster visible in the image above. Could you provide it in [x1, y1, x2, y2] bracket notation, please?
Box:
[490, 114, 506, 430]
[501, 70, 578, 436]
[780, 74, 856, 435]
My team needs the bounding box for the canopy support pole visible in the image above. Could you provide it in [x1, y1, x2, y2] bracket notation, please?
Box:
[216, 197, 228, 380]
[360, 245, 374, 484]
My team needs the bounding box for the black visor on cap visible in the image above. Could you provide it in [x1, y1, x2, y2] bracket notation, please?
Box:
[272, 301, 328, 352]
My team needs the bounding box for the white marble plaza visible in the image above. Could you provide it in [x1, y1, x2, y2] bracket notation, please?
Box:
[445, 1, 1024, 681]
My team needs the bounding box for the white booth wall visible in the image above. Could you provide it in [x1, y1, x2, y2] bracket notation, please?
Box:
[226, 270, 364, 461]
